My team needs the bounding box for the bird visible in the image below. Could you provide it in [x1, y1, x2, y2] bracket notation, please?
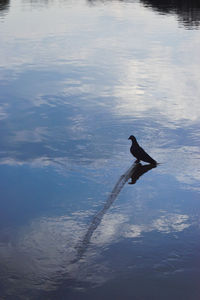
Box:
[128, 135, 157, 165]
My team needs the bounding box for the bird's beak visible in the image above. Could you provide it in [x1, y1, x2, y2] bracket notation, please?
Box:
[128, 137, 131, 140]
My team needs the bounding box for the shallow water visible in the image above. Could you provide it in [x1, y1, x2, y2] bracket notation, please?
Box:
[0, 0, 200, 299]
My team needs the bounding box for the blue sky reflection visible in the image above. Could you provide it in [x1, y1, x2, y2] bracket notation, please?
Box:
[0, 0, 200, 298]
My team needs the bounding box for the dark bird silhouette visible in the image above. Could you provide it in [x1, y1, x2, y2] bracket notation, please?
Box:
[128, 135, 157, 165]
[129, 162, 156, 184]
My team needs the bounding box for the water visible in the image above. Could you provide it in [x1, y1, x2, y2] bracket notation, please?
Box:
[0, 0, 200, 299]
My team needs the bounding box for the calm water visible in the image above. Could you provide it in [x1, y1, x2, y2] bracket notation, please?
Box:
[0, 0, 200, 299]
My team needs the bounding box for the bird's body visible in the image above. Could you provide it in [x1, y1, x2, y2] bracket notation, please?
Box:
[128, 135, 157, 165]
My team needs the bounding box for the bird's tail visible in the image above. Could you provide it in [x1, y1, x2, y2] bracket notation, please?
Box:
[149, 158, 157, 165]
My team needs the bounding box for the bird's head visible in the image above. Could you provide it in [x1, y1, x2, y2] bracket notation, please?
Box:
[128, 135, 137, 141]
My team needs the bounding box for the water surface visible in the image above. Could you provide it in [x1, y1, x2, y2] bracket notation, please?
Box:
[0, 0, 200, 299]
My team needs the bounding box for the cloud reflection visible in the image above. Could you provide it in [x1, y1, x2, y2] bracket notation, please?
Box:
[0, 209, 191, 297]
[13, 127, 49, 142]
[113, 56, 200, 125]
[156, 145, 200, 188]
[152, 214, 190, 233]
[0, 103, 8, 120]
[0, 1, 199, 297]
[0, 161, 191, 297]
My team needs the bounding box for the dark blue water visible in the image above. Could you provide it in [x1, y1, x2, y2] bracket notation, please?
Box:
[0, 0, 200, 299]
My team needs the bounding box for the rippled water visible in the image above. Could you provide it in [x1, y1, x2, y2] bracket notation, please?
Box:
[0, 0, 200, 299]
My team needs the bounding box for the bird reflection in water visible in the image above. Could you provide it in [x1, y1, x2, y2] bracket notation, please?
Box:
[129, 162, 157, 184]
[73, 161, 157, 263]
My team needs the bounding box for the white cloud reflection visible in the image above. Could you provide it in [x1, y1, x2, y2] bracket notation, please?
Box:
[0, 2, 199, 298]
[152, 214, 190, 233]
[155, 145, 200, 187]
[13, 127, 49, 142]
[0, 210, 191, 295]
[113, 47, 200, 126]
[0, 104, 9, 120]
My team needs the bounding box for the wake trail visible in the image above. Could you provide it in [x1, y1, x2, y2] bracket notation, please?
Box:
[72, 162, 136, 263]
